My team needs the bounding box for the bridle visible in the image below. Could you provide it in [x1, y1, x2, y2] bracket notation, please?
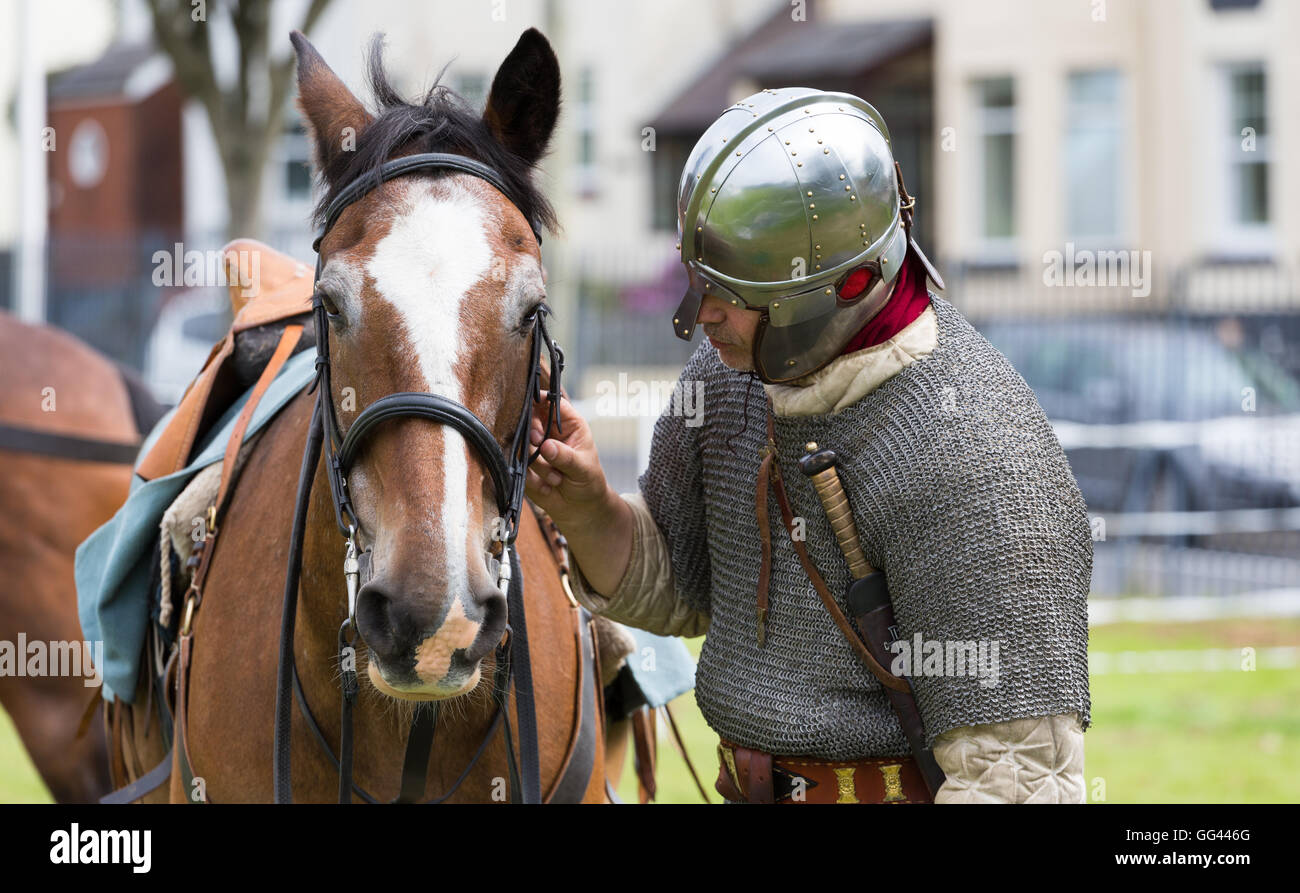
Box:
[273, 152, 565, 803]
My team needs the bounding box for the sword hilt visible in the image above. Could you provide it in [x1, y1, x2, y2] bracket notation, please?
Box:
[797, 442, 875, 580]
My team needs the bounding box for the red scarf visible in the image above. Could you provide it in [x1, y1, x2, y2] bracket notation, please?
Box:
[838, 249, 931, 356]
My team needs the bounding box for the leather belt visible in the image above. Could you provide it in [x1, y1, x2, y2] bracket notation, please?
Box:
[716, 739, 933, 804]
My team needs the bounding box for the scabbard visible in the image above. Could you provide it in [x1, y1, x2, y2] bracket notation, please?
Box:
[846, 572, 948, 799]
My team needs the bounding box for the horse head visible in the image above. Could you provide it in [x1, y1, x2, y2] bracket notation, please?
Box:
[292, 28, 559, 701]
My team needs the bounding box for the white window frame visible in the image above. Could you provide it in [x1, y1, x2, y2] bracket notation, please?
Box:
[1063, 68, 1130, 249]
[1215, 60, 1275, 257]
[574, 66, 599, 199]
[970, 76, 1018, 263]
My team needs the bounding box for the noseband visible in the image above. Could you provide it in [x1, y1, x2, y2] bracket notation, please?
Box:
[273, 152, 563, 804]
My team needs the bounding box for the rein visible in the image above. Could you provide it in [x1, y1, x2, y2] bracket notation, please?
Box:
[272, 151, 564, 804]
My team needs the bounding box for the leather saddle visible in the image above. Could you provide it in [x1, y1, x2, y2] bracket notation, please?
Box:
[136, 239, 316, 481]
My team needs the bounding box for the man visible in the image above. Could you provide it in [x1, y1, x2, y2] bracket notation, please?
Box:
[525, 89, 1091, 803]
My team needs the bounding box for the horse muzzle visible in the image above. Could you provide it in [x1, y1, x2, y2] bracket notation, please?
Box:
[356, 577, 506, 700]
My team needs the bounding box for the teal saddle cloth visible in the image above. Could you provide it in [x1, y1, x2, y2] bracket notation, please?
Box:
[75, 348, 695, 707]
[76, 350, 317, 702]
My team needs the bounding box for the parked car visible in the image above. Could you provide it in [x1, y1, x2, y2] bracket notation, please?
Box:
[977, 318, 1300, 536]
[142, 289, 231, 406]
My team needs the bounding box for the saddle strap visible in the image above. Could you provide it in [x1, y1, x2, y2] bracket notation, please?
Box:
[160, 324, 304, 804]
[544, 604, 600, 803]
[99, 749, 173, 804]
[0, 422, 140, 464]
[187, 324, 305, 611]
[171, 632, 206, 802]
[631, 706, 657, 803]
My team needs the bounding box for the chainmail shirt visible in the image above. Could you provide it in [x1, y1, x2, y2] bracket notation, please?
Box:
[639, 295, 1091, 758]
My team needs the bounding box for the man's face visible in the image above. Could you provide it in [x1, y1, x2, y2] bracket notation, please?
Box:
[698, 293, 761, 372]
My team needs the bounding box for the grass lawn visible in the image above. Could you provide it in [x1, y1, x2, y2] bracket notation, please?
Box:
[6, 618, 1297, 804]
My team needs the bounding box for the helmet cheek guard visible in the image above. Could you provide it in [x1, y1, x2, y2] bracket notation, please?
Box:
[752, 272, 894, 383]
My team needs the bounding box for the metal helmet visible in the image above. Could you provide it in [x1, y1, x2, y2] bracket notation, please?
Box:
[673, 88, 929, 383]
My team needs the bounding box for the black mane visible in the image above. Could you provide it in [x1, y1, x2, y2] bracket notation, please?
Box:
[311, 35, 557, 237]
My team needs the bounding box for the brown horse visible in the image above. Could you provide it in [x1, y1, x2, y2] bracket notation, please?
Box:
[0, 312, 160, 802]
[112, 29, 607, 802]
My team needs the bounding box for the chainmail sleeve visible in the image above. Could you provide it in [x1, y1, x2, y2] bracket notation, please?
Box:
[635, 343, 715, 618]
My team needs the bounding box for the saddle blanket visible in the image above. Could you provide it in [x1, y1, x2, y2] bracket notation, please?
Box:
[76, 349, 317, 702]
[75, 348, 695, 708]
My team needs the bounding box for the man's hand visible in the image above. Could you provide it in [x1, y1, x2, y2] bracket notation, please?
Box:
[525, 388, 634, 596]
[525, 390, 610, 526]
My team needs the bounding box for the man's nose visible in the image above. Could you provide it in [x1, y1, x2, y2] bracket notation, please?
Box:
[697, 293, 728, 323]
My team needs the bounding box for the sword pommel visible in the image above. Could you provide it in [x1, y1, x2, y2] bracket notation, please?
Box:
[798, 442, 837, 476]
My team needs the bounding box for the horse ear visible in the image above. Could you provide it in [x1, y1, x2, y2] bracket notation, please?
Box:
[291, 30, 373, 173]
[482, 28, 560, 167]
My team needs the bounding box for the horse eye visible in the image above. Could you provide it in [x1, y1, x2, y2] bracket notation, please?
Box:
[519, 300, 545, 331]
[317, 289, 342, 320]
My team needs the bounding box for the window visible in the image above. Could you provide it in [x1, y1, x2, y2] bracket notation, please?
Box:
[973, 77, 1016, 254]
[651, 137, 690, 232]
[1228, 66, 1269, 225]
[575, 67, 598, 198]
[282, 118, 313, 203]
[1065, 70, 1124, 242]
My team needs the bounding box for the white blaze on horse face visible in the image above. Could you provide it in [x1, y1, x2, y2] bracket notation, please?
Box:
[365, 178, 493, 650]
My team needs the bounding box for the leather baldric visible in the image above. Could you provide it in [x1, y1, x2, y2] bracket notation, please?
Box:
[753, 405, 946, 800]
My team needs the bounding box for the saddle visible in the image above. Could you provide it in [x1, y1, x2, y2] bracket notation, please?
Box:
[136, 239, 316, 481]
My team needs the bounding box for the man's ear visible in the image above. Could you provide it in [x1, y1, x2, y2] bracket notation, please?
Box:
[290, 30, 374, 174]
[482, 28, 560, 167]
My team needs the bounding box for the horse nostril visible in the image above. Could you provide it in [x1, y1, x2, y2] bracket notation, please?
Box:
[463, 586, 509, 664]
[355, 582, 398, 665]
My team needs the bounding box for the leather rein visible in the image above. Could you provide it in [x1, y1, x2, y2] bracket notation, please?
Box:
[272, 152, 565, 804]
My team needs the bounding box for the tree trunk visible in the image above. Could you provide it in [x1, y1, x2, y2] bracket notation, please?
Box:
[223, 139, 268, 243]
